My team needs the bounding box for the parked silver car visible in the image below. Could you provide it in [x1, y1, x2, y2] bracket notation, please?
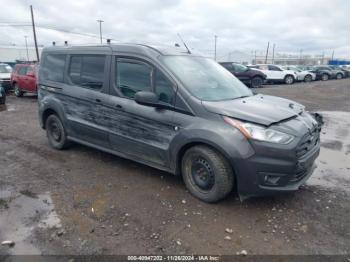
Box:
[282, 66, 316, 82]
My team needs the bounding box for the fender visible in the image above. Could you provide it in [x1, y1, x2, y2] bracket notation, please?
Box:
[169, 127, 255, 177]
[38, 91, 68, 131]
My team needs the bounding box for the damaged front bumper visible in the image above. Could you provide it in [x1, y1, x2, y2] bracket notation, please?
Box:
[235, 112, 323, 200]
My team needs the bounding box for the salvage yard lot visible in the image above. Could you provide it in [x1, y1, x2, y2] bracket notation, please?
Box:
[0, 79, 349, 255]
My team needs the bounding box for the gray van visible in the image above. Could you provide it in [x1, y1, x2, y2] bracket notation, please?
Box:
[38, 44, 322, 202]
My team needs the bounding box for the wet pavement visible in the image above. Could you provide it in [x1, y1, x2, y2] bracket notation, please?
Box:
[0, 189, 61, 255]
[308, 111, 350, 194]
[0, 80, 350, 255]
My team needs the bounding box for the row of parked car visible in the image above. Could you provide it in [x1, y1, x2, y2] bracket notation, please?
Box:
[219, 62, 350, 88]
[0, 62, 38, 97]
[0, 60, 350, 100]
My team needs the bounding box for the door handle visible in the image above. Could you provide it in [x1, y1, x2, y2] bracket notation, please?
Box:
[115, 104, 124, 110]
[95, 98, 101, 103]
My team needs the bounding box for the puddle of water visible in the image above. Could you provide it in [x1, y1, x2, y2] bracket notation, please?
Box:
[0, 104, 16, 112]
[0, 190, 61, 255]
[307, 111, 350, 193]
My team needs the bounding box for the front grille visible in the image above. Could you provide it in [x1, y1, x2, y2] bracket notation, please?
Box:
[296, 125, 321, 158]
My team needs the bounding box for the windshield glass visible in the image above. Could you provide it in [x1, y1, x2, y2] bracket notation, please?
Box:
[161, 56, 252, 101]
[0, 65, 12, 73]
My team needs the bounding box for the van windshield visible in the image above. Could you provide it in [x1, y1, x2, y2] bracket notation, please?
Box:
[161, 56, 252, 101]
[0, 65, 12, 73]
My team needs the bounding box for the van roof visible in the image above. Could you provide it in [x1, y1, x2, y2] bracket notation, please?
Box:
[42, 43, 197, 57]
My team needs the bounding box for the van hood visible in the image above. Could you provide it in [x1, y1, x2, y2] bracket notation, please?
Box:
[202, 94, 305, 126]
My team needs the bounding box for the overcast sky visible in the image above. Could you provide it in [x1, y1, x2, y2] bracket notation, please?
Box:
[0, 0, 349, 59]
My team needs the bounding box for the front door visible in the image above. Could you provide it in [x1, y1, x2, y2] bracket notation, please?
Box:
[107, 57, 177, 167]
[25, 66, 37, 92]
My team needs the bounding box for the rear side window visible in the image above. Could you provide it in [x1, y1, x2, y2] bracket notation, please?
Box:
[259, 65, 268, 70]
[116, 59, 152, 99]
[68, 55, 106, 90]
[42, 54, 66, 82]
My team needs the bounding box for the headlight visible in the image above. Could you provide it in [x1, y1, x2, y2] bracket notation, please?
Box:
[223, 116, 294, 144]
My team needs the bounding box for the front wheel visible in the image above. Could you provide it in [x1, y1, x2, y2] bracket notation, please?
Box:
[336, 73, 343, 79]
[284, 75, 294, 85]
[321, 73, 329, 81]
[45, 114, 70, 149]
[304, 74, 312, 82]
[182, 145, 234, 203]
[251, 76, 264, 88]
[14, 84, 23, 97]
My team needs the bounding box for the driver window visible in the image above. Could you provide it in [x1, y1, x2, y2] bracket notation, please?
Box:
[155, 70, 174, 105]
[233, 64, 246, 72]
[116, 59, 152, 99]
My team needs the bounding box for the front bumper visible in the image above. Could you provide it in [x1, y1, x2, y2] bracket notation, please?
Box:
[234, 114, 322, 199]
[0, 80, 12, 91]
[235, 142, 320, 199]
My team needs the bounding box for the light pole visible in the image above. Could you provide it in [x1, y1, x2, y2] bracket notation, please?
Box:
[265, 41, 270, 64]
[213, 35, 218, 61]
[97, 19, 104, 44]
[24, 36, 29, 61]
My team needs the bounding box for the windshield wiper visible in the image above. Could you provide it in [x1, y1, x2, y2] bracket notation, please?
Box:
[234, 95, 250, 100]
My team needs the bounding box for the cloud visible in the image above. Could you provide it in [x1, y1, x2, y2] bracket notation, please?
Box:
[0, 0, 349, 58]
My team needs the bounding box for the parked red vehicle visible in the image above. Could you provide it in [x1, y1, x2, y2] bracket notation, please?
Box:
[10, 63, 38, 97]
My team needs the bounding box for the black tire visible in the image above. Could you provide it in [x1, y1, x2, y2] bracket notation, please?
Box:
[284, 75, 294, 85]
[14, 84, 23, 97]
[45, 114, 70, 149]
[251, 76, 264, 88]
[321, 73, 329, 81]
[336, 73, 343, 79]
[304, 74, 312, 82]
[181, 145, 234, 203]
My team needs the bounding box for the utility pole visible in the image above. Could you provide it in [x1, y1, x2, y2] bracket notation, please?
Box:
[331, 50, 335, 61]
[254, 50, 257, 64]
[97, 19, 104, 44]
[214, 35, 218, 61]
[24, 36, 29, 61]
[272, 43, 275, 64]
[321, 51, 325, 65]
[30, 5, 40, 62]
[265, 41, 270, 64]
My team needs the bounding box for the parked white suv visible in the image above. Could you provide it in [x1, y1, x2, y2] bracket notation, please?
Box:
[0, 63, 12, 92]
[248, 64, 297, 85]
[282, 66, 316, 82]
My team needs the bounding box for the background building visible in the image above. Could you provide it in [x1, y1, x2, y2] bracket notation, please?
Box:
[0, 45, 42, 65]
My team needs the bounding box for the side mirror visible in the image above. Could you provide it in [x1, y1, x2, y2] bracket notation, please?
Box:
[135, 91, 159, 107]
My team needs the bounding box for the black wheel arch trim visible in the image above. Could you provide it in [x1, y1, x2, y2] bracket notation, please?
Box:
[39, 96, 67, 130]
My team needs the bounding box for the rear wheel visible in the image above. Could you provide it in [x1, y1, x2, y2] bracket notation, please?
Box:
[304, 74, 312, 82]
[14, 84, 23, 97]
[321, 73, 329, 81]
[182, 145, 234, 203]
[336, 73, 343, 79]
[45, 114, 70, 149]
[284, 75, 294, 85]
[251, 76, 263, 88]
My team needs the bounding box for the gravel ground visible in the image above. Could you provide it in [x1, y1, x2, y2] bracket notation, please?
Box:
[0, 79, 349, 256]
